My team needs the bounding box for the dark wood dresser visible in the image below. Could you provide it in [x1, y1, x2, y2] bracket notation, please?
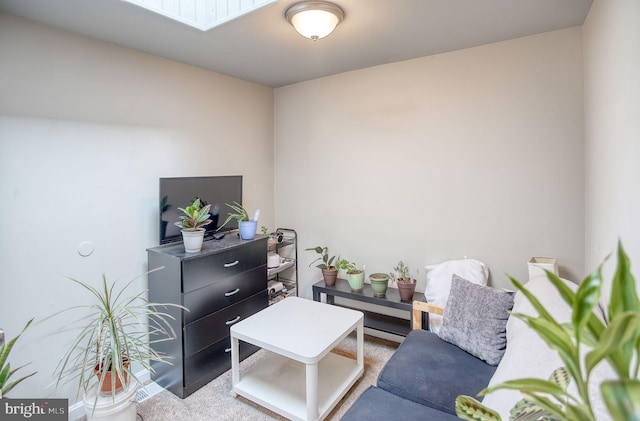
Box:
[147, 235, 267, 398]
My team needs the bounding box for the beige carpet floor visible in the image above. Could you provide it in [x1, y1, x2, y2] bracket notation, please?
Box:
[137, 334, 398, 420]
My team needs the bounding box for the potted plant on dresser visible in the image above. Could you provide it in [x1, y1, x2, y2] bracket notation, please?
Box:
[49, 272, 184, 421]
[306, 246, 338, 286]
[337, 258, 365, 292]
[175, 198, 212, 253]
[391, 260, 417, 301]
[219, 201, 258, 240]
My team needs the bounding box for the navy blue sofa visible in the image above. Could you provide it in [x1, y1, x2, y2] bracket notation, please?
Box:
[341, 305, 497, 420]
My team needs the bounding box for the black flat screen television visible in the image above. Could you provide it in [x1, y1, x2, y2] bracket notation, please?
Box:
[159, 176, 242, 245]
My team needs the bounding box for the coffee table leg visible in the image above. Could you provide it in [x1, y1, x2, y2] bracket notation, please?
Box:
[357, 321, 364, 368]
[230, 334, 240, 392]
[306, 362, 319, 421]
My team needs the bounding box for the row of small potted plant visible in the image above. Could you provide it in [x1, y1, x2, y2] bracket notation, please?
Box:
[306, 246, 418, 300]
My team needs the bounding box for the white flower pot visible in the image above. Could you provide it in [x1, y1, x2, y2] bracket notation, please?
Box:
[181, 229, 205, 253]
[83, 381, 137, 421]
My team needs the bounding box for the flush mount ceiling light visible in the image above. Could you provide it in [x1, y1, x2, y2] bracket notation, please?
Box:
[285, 1, 345, 41]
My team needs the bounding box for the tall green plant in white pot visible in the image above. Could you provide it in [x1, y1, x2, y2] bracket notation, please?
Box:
[456, 240, 640, 421]
[175, 198, 212, 253]
[49, 272, 185, 420]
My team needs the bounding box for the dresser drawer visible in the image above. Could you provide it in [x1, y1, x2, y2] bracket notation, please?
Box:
[181, 239, 266, 293]
[183, 265, 266, 323]
[184, 336, 260, 387]
[184, 290, 268, 357]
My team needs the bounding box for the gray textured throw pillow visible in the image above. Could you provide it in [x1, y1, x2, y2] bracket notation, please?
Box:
[438, 274, 514, 366]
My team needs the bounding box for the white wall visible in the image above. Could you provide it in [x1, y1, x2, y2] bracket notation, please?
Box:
[0, 13, 274, 404]
[583, 0, 640, 290]
[275, 27, 585, 297]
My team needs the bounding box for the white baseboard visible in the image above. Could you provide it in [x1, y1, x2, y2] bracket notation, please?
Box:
[68, 369, 151, 421]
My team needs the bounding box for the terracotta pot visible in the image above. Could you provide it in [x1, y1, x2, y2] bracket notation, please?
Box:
[322, 267, 338, 286]
[95, 360, 130, 394]
[396, 281, 416, 301]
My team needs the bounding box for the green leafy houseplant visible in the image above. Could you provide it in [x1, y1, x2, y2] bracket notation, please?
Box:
[306, 246, 338, 270]
[336, 258, 362, 275]
[456, 240, 640, 421]
[0, 319, 36, 398]
[218, 201, 250, 230]
[50, 272, 185, 407]
[218, 201, 259, 240]
[306, 246, 339, 286]
[174, 198, 212, 231]
[337, 258, 365, 291]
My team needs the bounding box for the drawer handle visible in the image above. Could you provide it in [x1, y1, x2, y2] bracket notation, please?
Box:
[225, 288, 240, 297]
[226, 315, 241, 325]
[224, 260, 240, 268]
[225, 347, 231, 353]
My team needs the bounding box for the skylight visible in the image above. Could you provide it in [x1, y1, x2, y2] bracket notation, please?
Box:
[123, 0, 279, 31]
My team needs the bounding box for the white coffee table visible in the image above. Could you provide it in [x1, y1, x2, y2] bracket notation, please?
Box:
[230, 296, 364, 421]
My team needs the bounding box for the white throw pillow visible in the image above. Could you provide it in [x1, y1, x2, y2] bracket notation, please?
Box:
[424, 258, 489, 333]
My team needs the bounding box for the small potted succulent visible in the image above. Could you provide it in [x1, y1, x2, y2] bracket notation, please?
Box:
[337, 258, 365, 292]
[306, 246, 338, 286]
[390, 260, 417, 301]
[174, 198, 212, 252]
[219, 202, 257, 240]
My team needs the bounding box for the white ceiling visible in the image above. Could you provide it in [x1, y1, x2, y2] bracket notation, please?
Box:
[0, 0, 593, 88]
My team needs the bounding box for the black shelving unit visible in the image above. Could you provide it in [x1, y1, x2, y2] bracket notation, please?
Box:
[267, 228, 298, 304]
